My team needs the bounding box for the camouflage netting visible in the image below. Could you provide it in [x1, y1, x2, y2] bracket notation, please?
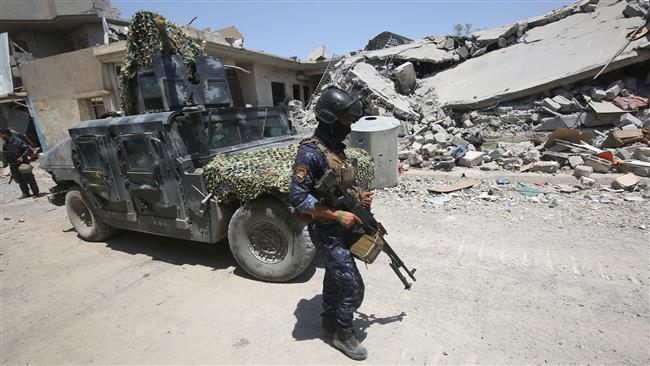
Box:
[203, 145, 374, 203]
[119, 11, 203, 115]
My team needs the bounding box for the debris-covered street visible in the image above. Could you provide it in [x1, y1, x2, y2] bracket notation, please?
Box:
[2, 0, 650, 363]
[1, 172, 648, 364]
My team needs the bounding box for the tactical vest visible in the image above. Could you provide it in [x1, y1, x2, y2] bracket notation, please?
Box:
[300, 138, 364, 206]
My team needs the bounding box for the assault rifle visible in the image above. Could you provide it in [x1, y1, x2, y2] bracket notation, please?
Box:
[315, 169, 416, 290]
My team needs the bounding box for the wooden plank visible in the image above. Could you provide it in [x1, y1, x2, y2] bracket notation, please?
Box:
[427, 179, 479, 194]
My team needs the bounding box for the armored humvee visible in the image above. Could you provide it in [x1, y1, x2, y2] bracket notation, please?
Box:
[39, 54, 314, 282]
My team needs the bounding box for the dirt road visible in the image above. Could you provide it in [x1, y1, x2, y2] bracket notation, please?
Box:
[1, 172, 648, 364]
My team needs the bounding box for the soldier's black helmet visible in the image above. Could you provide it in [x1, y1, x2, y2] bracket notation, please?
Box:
[314, 87, 363, 125]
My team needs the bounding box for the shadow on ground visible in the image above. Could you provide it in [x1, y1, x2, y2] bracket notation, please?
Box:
[100, 230, 317, 283]
[292, 294, 406, 343]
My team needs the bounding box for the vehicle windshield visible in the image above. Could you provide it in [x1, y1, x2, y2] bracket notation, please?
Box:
[208, 111, 289, 149]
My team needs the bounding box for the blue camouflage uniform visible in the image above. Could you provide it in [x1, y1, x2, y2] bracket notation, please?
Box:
[289, 128, 364, 327]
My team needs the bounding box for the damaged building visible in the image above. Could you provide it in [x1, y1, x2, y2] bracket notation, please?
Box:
[298, 0, 650, 178]
[0, 0, 328, 149]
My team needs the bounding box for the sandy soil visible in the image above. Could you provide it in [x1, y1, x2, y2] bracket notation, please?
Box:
[1, 170, 648, 365]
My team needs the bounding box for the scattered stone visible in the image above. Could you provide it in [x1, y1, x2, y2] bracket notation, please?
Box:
[497, 37, 507, 48]
[542, 97, 562, 112]
[619, 113, 643, 127]
[633, 167, 650, 177]
[394, 62, 417, 95]
[422, 131, 435, 144]
[623, 2, 646, 17]
[573, 165, 593, 178]
[462, 119, 474, 128]
[421, 143, 438, 157]
[450, 135, 470, 147]
[611, 173, 639, 190]
[480, 161, 500, 171]
[580, 176, 596, 187]
[532, 161, 559, 173]
[591, 88, 607, 101]
[605, 83, 622, 100]
[412, 142, 423, 151]
[552, 95, 577, 112]
[457, 151, 485, 167]
[568, 156, 584, 168]
[583, 155, 611, 173]
[433, 131, 451, 144]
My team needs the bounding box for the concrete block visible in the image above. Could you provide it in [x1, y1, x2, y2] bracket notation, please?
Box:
[457, 46, 469, 59]
[633, 167, 650, 177]
[620, 89, 631, 97]
[450, 135, 470, 147]
[433, 131, 451, 144]
[580, 176, 596, 187]
[615, 146, 638, 160]
[412, 142, 423, 151]
[457, 151, 485, 167]
[552, 95, 577, 112]
[535, 114, 580, 131]
[394, 62, 416, 95]
[462, 119, 474, 128]
[568, 155, 584, 168]
[582, 3, 597, 12]
[472, 47, 487, 57]
[619, 113, 643, 127]
[605, 83, 621, 100]
[443, 38, 455, 50]
[421, 143, 438, 157]
[532, 161, 559, 173]
[623, 2, 645, 17]
[480, 161, 500, 171]
[591, 88, 607, 101]
[423, 131, 435, 144]
[633, 147, 650, 159]
[611, 173, 639, 190]
[414, 135, 425, 144]
[542, 97, 562, 112]
[573, 165, 593, 178]
[497, 37, 507, 48]
[583, 155, 611, 173]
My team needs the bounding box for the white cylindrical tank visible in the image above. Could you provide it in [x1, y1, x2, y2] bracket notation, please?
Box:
[347, 116, 400, 189]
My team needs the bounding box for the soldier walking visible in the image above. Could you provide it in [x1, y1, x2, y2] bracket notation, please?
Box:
[1, 129, 41, 199]
[289, 87, 373, 360]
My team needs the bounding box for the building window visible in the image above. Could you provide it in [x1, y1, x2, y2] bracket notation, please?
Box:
[88, 98, 106, 119]
[292, 84, 301, 101]
[271, 82, 286, 107]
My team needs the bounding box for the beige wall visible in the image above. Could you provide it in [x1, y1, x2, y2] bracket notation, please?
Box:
[20, 47, 114, 147]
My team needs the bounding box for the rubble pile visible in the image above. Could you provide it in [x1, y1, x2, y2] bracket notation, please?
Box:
[298, 0, 650, 181]
[374, 174, 649, 230]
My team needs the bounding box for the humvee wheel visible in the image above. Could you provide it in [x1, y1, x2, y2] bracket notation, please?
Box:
[228, 198, 315, 282]
[65, 188, 116, 242]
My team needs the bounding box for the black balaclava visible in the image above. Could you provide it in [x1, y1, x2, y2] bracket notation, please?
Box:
[317, 121, 351, 143]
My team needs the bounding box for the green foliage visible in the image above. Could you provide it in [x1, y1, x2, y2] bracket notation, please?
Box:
[203, 145, 374, 203]
[118, 11, 203, 115]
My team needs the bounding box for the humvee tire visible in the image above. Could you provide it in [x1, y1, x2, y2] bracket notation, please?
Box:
[65, 188, 116, 242]
[228, 198, 315, 282]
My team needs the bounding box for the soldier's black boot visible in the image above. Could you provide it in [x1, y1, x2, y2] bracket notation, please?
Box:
[322, 312, 336, 338]
[333, 324, 367, 361]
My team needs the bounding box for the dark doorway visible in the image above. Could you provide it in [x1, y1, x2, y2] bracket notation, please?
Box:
[292, 84, 301, 101]
[271, 82, 286, 106]
[226, 69, 245, 107]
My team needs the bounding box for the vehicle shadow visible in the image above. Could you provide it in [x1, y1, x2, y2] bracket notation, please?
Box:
[292, 294, 407, 343]
[102, 230, 317, 283]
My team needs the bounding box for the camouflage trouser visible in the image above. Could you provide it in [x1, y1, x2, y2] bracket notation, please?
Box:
[308, 228, 365, 327]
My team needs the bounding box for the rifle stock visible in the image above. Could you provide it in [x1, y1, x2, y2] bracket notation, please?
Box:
[315, 169, 416, 290]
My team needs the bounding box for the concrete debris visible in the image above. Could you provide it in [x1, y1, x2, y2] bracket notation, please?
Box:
[532, 161, 559, 173]
[611, 173, 639, 190]
[619, 113, 643, 127]
[457, 151, 485, 167]
[573, 165, 593, 178]
[394, 62, 417, 95]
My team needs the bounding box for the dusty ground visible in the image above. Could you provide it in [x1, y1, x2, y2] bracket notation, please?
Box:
[1, 169, 648, 365]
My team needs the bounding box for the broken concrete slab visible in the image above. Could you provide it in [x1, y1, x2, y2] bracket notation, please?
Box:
[623, 1, 646, 17]
[552, 95, 577, 112]
[573, 165, 593, 178]
[611, 173, 639, 190]
[591, 88, 607, 101]
[394, 62, 416, 95]
[450, 135, 470, 147]
[568, 155, 584, 168]
[417, 0, 650, 109]
[457, 151, 485, 167]
[350, 63, 418, 119]
[532, 161, 559, 173]
[542, 97, 562, 112]
[619, 113, 643, 127]
[583, 155, 612, 173]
